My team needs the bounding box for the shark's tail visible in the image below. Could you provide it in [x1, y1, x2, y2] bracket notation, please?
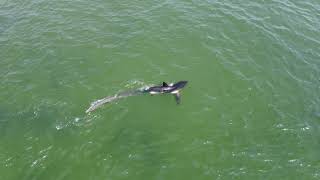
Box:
[85, 89, 145, 113]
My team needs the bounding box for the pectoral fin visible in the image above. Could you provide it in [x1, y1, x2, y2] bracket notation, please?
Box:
[173, 92, 181, 104]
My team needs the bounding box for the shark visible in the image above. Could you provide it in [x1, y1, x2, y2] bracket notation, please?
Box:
[85, 81, 188, 113]
[142, 81, 188, 104]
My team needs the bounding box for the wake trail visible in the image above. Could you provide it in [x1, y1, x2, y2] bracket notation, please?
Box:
[85, 89, 145, 113]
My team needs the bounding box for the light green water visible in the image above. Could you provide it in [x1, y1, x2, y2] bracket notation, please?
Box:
[1, 0, 320, 179]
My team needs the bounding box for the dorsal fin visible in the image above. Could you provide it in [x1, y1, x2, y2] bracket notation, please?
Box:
[162, 82, 169, 87]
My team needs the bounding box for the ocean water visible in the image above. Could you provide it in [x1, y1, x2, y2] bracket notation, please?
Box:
[1, 0, 320, 179]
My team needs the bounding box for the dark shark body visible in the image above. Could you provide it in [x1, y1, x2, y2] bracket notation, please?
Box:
[86, 81, 188, 113]
[143, 81, 188, 104]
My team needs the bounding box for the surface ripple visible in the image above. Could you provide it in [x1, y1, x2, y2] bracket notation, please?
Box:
[1, 0, 320, 179]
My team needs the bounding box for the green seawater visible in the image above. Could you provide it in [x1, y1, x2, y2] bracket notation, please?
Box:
[1, 0, 320, 179]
